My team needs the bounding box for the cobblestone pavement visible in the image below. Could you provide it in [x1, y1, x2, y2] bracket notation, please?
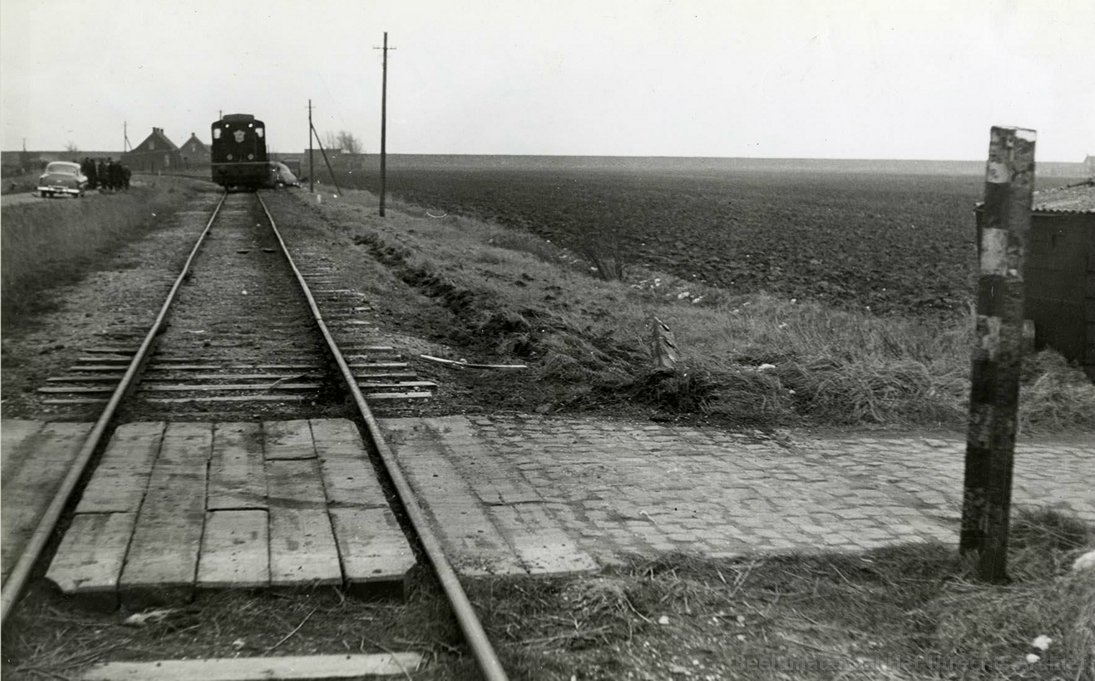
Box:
[382, 415, 1093, 572]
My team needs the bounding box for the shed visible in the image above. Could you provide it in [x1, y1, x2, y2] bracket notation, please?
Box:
[986, 181, 1095, 380]
[123, 127, 182, 172]
[179, 133, 211, 168]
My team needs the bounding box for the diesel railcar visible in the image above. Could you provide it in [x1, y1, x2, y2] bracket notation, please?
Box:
[210, 114, 269, 190]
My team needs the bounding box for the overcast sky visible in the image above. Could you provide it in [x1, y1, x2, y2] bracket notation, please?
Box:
[2, 0, 1092, 161]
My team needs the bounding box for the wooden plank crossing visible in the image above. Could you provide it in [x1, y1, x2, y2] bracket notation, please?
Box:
[119, 423, 212, 606]
[44, 418, 414, 606]
[197, 510, 269, 588]
[77, 421, 165, 513]
[46, 512, 136, 609]
[2, 422, 94, 580]
[330, 508, 415, 592]
[81, 653, 424, 680]
[208, 423, 266, 510]
[264, 420, 315, 460]
[145, 395, 310, 404]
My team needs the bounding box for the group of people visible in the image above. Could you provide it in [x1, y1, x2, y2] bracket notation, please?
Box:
[79, 157, 131, 192]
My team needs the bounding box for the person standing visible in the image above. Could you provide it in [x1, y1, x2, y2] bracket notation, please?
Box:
[98, 158, 111, 191]
[82, 157, 98, 190]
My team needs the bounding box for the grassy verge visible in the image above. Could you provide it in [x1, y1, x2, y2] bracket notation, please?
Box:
[470, 509, 1095, 680]
[295, 189, 1095, 433]
[1, 176, 211, 328]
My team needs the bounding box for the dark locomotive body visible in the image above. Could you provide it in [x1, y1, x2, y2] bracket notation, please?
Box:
[210, 114, 269, 190]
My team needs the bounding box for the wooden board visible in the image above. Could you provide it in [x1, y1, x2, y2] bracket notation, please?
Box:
[81, 653, 423, 680]
[490, 504, 599, 575]
[268, 509, 342, 587]
[364, 391, 432, 400]
[77, 422, 165, 514]
[197, 510, 269, 589]
[140, 383, 321, 392]
[266, 457, 341, 585]
[119, 423, 212, 603]
[1, 422, 94, 579]
[307, 418, 364, 459]
[46, 512, 136, 602]
[266, 460, 325, 510]
[263, 420, 315, 460]
[0, 419, 44, 474]
[318, 459, 388, 508]
[208, 423, 266, 510]
[329, 508, 415, 588]
[147, 396, 309, 404]
[380, 419, 525, 576]
[156, 422, 215, 466]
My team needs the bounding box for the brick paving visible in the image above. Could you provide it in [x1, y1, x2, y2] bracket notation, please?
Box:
[383, 415, 1093, 573]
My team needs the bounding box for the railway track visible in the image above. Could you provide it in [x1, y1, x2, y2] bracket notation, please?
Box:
[2, 191, 508, 680]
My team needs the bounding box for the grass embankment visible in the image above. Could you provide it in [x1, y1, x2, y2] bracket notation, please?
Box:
[473, 509, 1095, 680]
[300, 189, 1095, 433]
[1, 177, 208, 328]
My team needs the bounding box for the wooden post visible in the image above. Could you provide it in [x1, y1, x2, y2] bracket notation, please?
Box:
[959, 126, 1036, 583]
[308, 99, 315, 193]
[379, 32, 389, 217]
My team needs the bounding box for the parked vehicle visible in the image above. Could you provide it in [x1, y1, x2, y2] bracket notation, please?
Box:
[271, 161, 300, 188]
[37, 161, 87, 198]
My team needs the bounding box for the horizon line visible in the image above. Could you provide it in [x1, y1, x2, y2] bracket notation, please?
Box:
[3, 149, 1090, 165]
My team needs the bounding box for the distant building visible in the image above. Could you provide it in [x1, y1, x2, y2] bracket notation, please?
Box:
[179, 133, 211, 168]
[1085, 155, 1095, 177]
[978, 181, 1095, 381]
[123, 127, 182, 172]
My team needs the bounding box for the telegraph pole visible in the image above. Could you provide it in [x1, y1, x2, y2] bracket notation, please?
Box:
[960, 126, 1036, 583]
[308, 99, 315, 193]
[375, 32, 394, 216]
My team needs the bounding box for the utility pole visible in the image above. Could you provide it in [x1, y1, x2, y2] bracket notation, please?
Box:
[308, 99, 315, 193]
[375, 32, 394, 216]
[960, 126, 1036, 583]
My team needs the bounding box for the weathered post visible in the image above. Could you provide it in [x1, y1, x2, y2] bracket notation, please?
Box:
[378, 31, 391, 217]
[959, 126, 1036, 583]
[308, 99, 315, 194]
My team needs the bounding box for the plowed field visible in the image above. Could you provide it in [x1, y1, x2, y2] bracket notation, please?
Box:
[344, 160, 1077, 315]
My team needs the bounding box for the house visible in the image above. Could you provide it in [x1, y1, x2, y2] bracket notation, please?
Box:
[179, 133, 211, 168]
[122, 127, 182, 172]
[977, 181, 1095, 380]
[1085, 155, 1095, 177]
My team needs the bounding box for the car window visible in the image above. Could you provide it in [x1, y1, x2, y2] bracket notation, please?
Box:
[46, 163, 78, 174]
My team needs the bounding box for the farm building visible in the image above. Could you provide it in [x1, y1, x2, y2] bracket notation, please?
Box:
[977, 181, 1095, 381]
[122, 127, 182, 173]
[179, 133, 211, 168]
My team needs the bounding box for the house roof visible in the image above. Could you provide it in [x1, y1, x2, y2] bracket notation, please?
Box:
[1032, 181, 1095, 214]
[181, 133, 208, 152]
[130, 127, 179, 154]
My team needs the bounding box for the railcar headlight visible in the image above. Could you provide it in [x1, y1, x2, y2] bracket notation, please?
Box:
[248, 154, 254, 160]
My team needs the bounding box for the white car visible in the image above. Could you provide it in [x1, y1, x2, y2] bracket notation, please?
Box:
[37, 161, 88, 198]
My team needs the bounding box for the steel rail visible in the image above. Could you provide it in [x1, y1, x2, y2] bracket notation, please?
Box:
[0, 193, 229, 626]
[258, 195, 509, 681]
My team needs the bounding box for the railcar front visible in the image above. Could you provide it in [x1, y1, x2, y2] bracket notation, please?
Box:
[210, 114, 269, 190]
